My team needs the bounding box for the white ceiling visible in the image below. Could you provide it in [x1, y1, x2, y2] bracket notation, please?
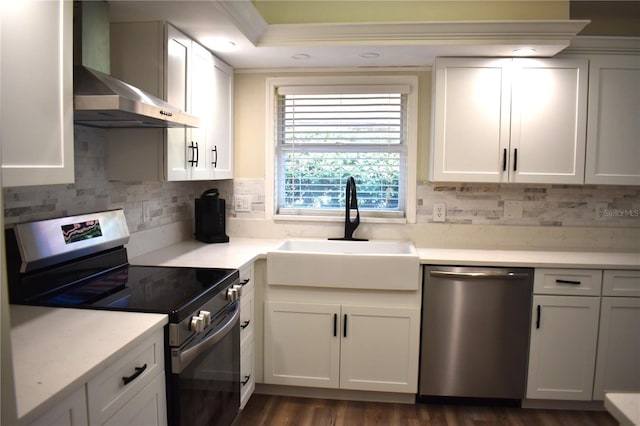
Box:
[107, 0, 589, 70]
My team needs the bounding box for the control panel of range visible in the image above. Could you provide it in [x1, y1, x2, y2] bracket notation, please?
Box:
[190, 310, 211, 332]
[226, 284, 244, 301]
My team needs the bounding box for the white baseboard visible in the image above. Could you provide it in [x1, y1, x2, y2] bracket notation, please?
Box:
[254, 383, 415, 404]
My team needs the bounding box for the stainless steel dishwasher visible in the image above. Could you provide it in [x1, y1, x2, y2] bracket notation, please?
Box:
[419, 265, 533, 400]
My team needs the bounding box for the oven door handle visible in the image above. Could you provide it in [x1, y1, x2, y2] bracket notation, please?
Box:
[172, 304, 239, 374]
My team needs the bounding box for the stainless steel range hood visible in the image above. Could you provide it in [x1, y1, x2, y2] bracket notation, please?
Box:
[73, 1, 199, 129]
[74, 65, 199, 128]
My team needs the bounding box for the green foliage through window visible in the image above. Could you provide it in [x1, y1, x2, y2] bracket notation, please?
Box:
[276, 91, 407, 215]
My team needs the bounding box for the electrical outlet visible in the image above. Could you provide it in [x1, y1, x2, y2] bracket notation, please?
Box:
[234, 195, 251, 212]
[433, 203, 446, 222]
[503, 200, 523, 219]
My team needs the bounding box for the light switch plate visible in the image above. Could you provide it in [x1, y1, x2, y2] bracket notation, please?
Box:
[234, 195, 251, 212]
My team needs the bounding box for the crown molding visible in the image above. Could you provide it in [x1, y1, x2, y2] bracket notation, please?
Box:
[258, 20, 591, 47]
[565, 36, 640, 55]
[215, 0, 268, 45]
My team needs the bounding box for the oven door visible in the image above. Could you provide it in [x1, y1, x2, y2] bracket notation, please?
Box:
[169, 301, 240, 426]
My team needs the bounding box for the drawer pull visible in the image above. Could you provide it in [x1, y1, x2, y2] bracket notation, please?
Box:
[241, 320, 251, 329]
[555, 279, 581, 285]
[241, 374, 251, 386]
[240, 278, 251, 286]
[122, 363, 147, 386]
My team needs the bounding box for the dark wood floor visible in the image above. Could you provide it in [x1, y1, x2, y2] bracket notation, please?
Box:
[236, 394, 617, 426]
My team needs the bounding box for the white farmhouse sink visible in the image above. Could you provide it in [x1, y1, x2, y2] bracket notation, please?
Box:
[266, 239, 420, 290]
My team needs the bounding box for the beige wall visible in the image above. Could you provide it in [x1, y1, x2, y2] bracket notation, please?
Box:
[234, 69, 432, 180]
[253, 1, 569, 24]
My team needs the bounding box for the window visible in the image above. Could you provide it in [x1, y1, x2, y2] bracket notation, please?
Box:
[266, 76, 417, 223]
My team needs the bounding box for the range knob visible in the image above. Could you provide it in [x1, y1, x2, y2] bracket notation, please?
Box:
[190, 315, 204, 332]
[233, 284, 243, 297]
[226, 288, 238, 302]
[199, 310, 211, 326]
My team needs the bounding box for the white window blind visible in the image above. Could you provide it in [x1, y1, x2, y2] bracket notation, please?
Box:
[275, 86, 408, 217]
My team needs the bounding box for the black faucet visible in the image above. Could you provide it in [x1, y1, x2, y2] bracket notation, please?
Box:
[330, 176, 368, 241]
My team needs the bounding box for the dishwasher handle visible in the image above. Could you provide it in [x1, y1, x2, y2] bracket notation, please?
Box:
[429, 270, 531, 280]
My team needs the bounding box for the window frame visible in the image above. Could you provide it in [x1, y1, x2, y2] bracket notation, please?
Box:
[265, 75, 418, 224]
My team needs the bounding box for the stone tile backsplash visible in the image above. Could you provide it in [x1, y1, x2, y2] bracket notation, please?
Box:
[3, 126, 232, 232]
[3, 125, 639, 231]
[416, 183, 640, 227]
[232, 179, 639, 227]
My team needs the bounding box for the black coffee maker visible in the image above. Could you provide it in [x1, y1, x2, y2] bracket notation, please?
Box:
[194, 189, 229, 243]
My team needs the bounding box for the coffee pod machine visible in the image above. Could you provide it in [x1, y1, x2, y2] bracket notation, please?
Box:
[195, 189, 229, 243]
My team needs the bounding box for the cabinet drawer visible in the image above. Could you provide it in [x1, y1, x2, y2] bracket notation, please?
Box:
[240, 338, 255, 409]
[87, 330, 164, 425]
[239, 264, 254, 293]
[602, 270, 640, 297]
[534, 269, 602, 296]
[240, 287, 254, 346]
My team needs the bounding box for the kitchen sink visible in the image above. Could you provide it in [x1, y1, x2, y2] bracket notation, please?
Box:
[266, 239, 420, 290]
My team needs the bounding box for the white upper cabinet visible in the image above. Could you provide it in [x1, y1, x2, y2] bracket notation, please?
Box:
[430, 57, 588, 184]
[108, 22, 233, 182]
[1, 0, 74, 187]
[431, 58, 512, 183]
[584, 55, 640, 185]
[165, 26, 192, 181]
[211, 57, 234, 180]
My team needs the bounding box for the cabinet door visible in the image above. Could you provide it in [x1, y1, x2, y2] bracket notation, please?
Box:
[103, 373, 167, 426]
[593, 297, 640, 400]
[1, 0, 74, 187]
[27, 386, 88, 426]
[430, 58, 512, 182]
[264, 301, 340, 388]
[165, 26, 191, 181]
[585, 55, 640, 185]
[211, 57, 234, 179]
[189, 42, 215, 180]
[526, 295, 600, 400]
[510, 59, 588, 184]
[240, 338, 255, 409]
[340, 305, 420, 393]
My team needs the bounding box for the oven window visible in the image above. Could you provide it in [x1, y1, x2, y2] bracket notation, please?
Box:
[170, 306, 240, 426]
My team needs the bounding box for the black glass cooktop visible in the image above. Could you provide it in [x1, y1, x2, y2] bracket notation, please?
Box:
[34, 265, 238, 322]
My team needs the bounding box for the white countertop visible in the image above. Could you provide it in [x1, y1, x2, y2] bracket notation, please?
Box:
[130, 237, 639, 270]
[605, 393, 640, 426]
[130, 237, 281, 269]
[416, 248, 640, 269]
[10, 305, 167, 423]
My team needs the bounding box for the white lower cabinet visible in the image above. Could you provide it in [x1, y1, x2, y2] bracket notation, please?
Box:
[87, 329, 167, 426]
[592, 270, 640, 400]
[26, 387, 88, 426]
[102, 374, 167, 426]
[339, 305, 420, 393]
[526, 295, 600, 400]
[527, 268, 640, 402]
[264, 301, 419, 393]
[239, 263, 256, 408]
[265, 302, 340, 388]
[26, 328, 167, 426]
[593, 297, 640, 400]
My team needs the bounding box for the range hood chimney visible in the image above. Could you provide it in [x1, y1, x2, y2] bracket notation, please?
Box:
[73, 1, 199, 128]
